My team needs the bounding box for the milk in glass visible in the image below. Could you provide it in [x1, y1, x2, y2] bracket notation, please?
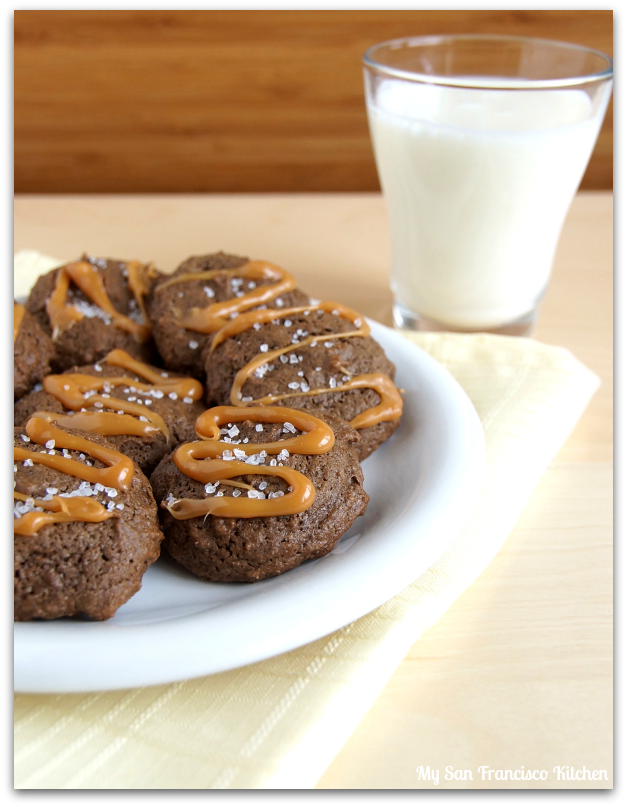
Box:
[367, 81, 610, 328]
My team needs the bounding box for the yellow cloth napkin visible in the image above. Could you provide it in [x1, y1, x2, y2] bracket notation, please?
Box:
[14, 332, 599, 790]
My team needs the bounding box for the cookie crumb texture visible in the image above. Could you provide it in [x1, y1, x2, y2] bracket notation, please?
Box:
[14, 428, 164, 621]
[14, 306, 56, 400]
[150, 412, 369, 582]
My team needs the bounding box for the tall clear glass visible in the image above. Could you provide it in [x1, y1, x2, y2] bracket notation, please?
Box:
[363, 36, 613, 335]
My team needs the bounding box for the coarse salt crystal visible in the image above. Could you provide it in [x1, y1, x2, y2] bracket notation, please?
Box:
[204, 286, 215, 298]
[260, 344, 269, 353]
[94, 364, 102, 372]
[324, 341, 334, 348]
[188, 340, 199, 350]
[20, 435, 30, 442]
[168, 392, 178, 400]
[45, 440, 55, 449]
[205, 482, 219, 494]
[255, 424, 263, 432]
[253, 323, 262, 331]
[288, 382, 300, 390]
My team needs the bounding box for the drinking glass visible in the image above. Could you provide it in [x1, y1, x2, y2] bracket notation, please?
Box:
[363, 35, 613, 335]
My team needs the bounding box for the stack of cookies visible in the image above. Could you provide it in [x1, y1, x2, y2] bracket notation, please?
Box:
[14, 252, 403, 620]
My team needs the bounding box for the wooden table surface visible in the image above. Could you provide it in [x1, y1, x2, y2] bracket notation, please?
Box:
[14, 191, 613, 789]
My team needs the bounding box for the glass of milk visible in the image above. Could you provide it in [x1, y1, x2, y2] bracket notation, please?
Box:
[363, 35, 612, 334]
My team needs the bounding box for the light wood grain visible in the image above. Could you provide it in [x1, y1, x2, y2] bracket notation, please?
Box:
[13, 191, 612, 789]
[14, 10, 613, 194]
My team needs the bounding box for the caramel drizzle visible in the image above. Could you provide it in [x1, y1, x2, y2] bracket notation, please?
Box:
[14, 491, 115, 536]
[164, 406, 335, 520]
[46, 260, 152, 342]
[209, 301, 403, 431]
[15, 417, 135, 489]
[34, 349, 203, 441]
[156, 260, 297, 334]
[14, 417, 135, 535]
[14, 302, 25, 342]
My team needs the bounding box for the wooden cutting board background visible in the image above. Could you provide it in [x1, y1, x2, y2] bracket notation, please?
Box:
[14, 9, 613, 194]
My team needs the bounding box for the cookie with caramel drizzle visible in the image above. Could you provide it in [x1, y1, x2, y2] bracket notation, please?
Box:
[151, 405, 369, 582]
[147, 252, 311, 378]
[204, 300, 403, 460]
[14, 419, 164, 621]
[14, 349, 205, 475]
[24, 254, 159, 372]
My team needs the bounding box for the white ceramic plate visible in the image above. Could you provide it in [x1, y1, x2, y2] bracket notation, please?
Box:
[14, 317, 485, 693]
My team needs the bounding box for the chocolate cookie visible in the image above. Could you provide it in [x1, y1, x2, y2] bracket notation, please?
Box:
[204, 302, 403, 460]
[14, 302, 56, 400]
[25, 254, 158, 371]
[147, 252, 311, 379]
[14, 418, 164, 621]
[14, 349, 205, 477]
[150, 405, 369, 582]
